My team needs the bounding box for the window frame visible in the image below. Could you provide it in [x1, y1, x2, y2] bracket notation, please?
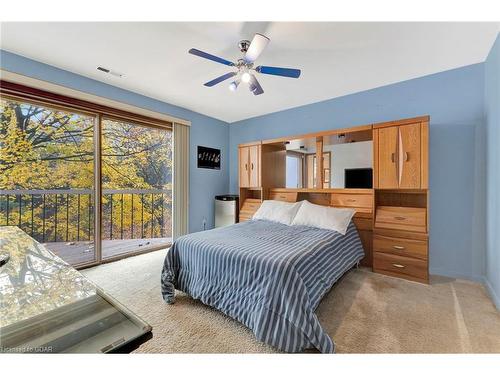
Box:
[0, 82, 174, 269]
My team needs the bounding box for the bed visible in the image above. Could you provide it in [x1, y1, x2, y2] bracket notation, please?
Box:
[161, 218, 364, 353]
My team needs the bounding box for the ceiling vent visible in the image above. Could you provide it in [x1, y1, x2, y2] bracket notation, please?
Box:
[97, 66, 124, 78]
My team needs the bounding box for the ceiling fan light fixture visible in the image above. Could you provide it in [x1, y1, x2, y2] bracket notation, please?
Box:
[241, 71, 251, 83]
[188, 33, 301, 96]
[229, 80, 240, 92]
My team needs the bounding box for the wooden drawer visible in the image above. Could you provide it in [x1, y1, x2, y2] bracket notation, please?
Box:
[331, 193, 372, 209]
[239, 198, 261, 222]
[375, 206, 426, 233]
[268, 192, 298, 203]
[241, 198, 262, 211]
[239, 213, 252, 222]
[373, 252, 428, 283]
[374, 234, 427, 260]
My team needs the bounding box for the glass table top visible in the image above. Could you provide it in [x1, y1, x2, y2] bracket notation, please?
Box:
[0, 226, 151, 353]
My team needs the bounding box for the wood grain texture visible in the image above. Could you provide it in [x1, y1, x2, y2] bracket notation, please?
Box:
[239, 147, 250, 188]
[260, 124, 373, 145]
[375, 190, 427, 208]
[269, 188, 373, 194]
[375, 206, 427, 233]
[399, 123, 421, 189]
[421, 121, 429, 189]
[331, 193, 373, 209]
[315, 137, 324, 188]
[372, 115, 430, 129]
[261, 144, 286, 188]
[373, 128, 379, 189]
[376, 126, 399, 188]
[249, 145, 260, 187]
[357, 230, 373, 268]
[373, 234, 428, 260]
[373, 252, 428, 283]
[239, 198, 262, 222]
[268, 192, 298, 202]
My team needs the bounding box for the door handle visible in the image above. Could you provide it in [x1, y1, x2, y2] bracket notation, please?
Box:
[391, 152, 395, 163]
[251, 163, 254, 170]
[245, 163, 248, 171]
[398, 130, 404, 185]
[404, 152, 409, 162]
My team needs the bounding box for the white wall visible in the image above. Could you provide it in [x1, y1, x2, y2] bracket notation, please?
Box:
[324, 141, 373, 188]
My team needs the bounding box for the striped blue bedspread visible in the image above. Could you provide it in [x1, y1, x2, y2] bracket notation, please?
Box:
[161, 219, 364, 353]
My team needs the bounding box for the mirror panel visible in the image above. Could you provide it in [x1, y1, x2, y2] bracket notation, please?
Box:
[284, 129, 373, 189]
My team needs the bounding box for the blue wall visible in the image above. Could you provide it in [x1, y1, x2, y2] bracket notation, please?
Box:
[485, 34, 500, 308]
[2, 45, 497, 291]
[0, 50, 230, 233]
[229, 64, 487, 281]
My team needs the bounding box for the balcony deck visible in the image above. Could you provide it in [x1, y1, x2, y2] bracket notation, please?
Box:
[1, 188, 172, 267]
[45, 237, 172, 265]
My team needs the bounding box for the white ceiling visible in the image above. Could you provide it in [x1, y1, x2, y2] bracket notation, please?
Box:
[1, 22, 498, 123]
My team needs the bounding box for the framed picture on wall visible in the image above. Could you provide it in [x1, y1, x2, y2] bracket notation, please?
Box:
[197, 146, 221, 170]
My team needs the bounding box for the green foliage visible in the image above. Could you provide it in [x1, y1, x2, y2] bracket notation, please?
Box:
[0, 98, 173, 245]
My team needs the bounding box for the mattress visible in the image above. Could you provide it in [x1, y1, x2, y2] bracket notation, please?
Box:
[161, 219, 364, 353]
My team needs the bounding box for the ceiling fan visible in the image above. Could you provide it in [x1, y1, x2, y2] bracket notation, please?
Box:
[189, 33, 301, 96]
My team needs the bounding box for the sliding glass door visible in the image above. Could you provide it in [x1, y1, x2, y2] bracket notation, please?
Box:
[0, 96, 97, 264]
[100, 118, 172, 260]
[0, 96, 173, 267]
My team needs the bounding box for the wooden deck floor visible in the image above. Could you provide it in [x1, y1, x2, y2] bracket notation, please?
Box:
[44, 237, 172, 265]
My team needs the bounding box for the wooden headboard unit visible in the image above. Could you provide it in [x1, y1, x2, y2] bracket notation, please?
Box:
[267, 188, 374, 267]
[237, 116, 429, 283]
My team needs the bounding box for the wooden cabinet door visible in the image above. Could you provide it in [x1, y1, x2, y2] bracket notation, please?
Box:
[399, 123, 421, 189]
[376, 126, 399, 188]
[239, 147, 250, 188]
[248, 145, 260, 187]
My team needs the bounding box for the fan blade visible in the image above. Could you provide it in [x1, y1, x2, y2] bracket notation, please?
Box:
[189, 48, 235, 67]
[249, 74, 264, 95]
[244, 33, 270, 63]
[255, 65, 301, 78]
[204, 72, 237, 87]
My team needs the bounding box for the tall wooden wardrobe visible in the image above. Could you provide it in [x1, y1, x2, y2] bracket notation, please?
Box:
[372, 117, 429, 283]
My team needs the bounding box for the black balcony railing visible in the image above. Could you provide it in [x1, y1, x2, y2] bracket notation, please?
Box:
[0, 189, 172, 244]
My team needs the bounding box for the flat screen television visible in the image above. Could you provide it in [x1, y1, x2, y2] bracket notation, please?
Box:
[344, 168, 373, 188]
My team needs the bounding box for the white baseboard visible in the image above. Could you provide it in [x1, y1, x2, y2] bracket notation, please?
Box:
[484, 278, 500, 310]
[429, 268, 500, 310]
[429, 267, 485, 283]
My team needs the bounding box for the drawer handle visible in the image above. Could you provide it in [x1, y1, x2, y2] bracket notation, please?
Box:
[393, 245, 405, 250]
[394, 216, 406, 221]
[347, 199, 356, 203]
[392, 263, 405, 268]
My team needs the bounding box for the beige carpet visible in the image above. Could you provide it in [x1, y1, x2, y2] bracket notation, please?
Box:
[82, 249, 500, 353]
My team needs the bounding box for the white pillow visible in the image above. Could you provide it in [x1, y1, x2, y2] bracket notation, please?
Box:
[252, 200, 303, 225]
[291, 200, 355, 235]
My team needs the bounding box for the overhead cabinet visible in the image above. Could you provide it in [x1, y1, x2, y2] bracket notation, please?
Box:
[239, 144, 261, 188]
[374, 120, 428, 189]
